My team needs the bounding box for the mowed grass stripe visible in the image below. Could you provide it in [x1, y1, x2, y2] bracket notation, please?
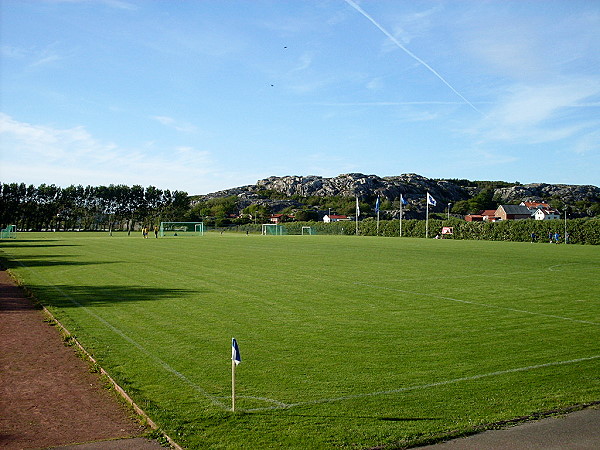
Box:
[1, 233, 598, 449]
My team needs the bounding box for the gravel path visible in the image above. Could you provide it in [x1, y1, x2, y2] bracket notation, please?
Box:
[0, 268, 162, 449]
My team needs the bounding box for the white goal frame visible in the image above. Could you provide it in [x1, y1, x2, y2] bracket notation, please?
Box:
[262, 224, 285, 235]
[160, 222, 204, 237]
[301, 226, 316, 235]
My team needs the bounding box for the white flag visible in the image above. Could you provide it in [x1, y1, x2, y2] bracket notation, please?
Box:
[356, 197, 360, 217]
[232, 338, 241, 365]
[427, 193, 437, 206]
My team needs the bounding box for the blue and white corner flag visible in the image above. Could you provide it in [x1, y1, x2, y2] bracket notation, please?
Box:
[232, 338, 241, 365]
[400, 195, 408, 205]
[427, 193, 437, 207]
[375, 197, 380, 213]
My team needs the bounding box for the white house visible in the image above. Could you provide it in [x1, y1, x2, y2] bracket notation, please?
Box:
[534, 208, 561, 220]
[323, 214, 350, 223]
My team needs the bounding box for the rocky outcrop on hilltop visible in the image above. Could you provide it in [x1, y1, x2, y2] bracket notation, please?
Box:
[255, 173, 472, 203]
[493, 183, 600, 204]
[197, 173, 599, 215]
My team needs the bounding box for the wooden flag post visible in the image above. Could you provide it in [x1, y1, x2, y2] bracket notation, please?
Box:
[231, 338, 241, 412]
[231, 358, 236, 412]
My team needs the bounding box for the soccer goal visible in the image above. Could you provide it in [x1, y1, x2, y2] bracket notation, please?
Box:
[0, 225, 16, 239]
[160, 222, 204, 237]
[262, 224, 286, 235]
[301, 226, 316, 235]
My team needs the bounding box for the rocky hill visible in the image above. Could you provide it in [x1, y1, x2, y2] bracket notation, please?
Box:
[198, 173, 600, 216]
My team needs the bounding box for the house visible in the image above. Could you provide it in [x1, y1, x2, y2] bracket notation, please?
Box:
[323, 214, 350, 223]
[520, 201, 551, 210]
[269, 214, 294, 224]
[518, 201, 561, 220]
[495, 205, 532, 220]
[464, 210, 499, 222]
[481, 210, 500, 222]
[534, 208, 561, 220]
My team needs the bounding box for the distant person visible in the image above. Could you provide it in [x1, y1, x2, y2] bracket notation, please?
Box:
[531, 232, 536, 243]
[154, 226, 158, 238]
[554, 232, 560, 244]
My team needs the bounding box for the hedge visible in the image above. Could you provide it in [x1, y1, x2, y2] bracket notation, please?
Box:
[281, 218, 600, 245]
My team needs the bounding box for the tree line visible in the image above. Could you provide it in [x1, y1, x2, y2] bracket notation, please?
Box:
[0, 183, 189, 232]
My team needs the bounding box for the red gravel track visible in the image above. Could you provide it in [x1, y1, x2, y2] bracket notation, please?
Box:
[0, 268, 161, 449]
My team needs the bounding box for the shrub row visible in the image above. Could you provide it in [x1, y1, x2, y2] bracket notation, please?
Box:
[280, 218, 600, 245]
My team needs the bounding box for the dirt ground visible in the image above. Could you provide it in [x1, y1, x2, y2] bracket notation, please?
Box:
[0, 268, 162, 449]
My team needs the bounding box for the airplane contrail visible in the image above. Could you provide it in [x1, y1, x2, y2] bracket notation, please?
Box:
[343, 0, 484, 116]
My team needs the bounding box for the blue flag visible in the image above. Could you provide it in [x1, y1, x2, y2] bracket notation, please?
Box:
[375, 197, 380, 213]
[232, 338, 241, 365]
[427, 193, 437, 206]
[400, 195, 408, 205]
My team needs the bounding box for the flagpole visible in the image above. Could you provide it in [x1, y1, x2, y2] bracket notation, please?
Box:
[232, 358, 236, 412]
[231, 338, 241, 412]
[399, 196, 403, 237]
[355, 196, 359, 235]
[425, 192, 429, 239]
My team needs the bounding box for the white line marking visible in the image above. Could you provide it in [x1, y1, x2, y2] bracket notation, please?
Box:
[8, 258, 287, 411]
[354, 282, 600, 326]
[244, 355, 600, 412]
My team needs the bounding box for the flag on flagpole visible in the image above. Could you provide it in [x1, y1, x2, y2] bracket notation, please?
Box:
[374, 196, 380, 213]
[400, 194, 408, 205]
[427, 193, 437, 206]
[232, 338, 241, 365]
[356, 197, 360, 217]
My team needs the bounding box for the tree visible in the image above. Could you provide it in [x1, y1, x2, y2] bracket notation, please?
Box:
[295, 210, 319, 221]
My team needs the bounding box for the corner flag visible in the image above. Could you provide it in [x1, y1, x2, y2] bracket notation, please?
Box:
[427, 193, 437, 206]
[232, 338, 241, 365]
[356, 197, 360, 217]
[375, 197, 380, 213]
[400, 194, 408, 205]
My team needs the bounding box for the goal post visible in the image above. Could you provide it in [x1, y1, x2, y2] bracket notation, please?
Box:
[0, 225, 16, 239]
[301, 226, 316, 235]
[160, 222, 204, 237]
[262, 224, 286, 235]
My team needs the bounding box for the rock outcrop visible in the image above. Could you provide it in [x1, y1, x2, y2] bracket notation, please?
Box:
[198, 173, 599, 215]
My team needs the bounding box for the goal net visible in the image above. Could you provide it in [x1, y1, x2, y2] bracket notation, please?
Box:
[262, 224, 286, 235]
[0, 225, 16, 239]
[301, 226, 316, 235]
[160, 222, 204, 237]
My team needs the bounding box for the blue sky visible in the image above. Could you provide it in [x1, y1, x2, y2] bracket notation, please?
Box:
[1, 0, 599, 195]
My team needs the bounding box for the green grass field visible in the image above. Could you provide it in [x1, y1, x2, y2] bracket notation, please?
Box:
[1, 232, 599, 449]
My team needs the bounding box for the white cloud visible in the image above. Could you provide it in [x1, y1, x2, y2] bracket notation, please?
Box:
[474, 79, 600, 144]
[0, 114, 213, 193]
[573, 130, 600, 155]
[151, 116, 198, 133]
[383, 5, 442, 49]
[291, 52, 314, 73]
[366, 77, 383, 91]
